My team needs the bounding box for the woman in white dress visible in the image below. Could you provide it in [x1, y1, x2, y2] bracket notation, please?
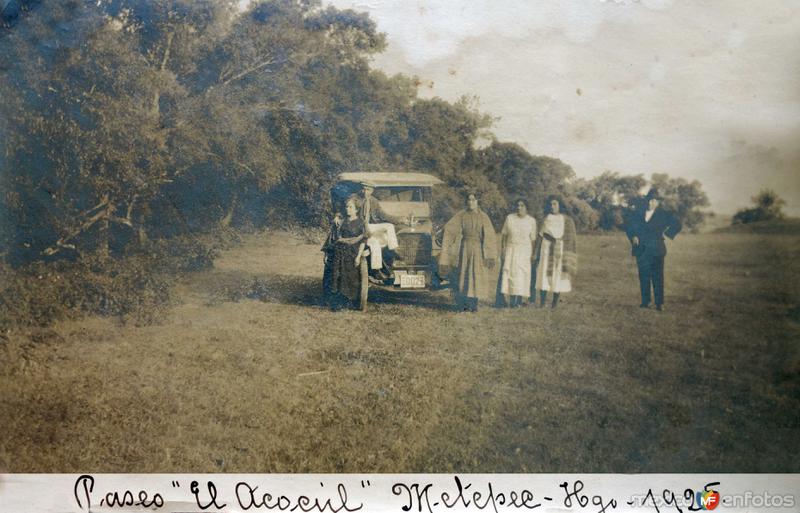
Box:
[534, 196, 578, 308]
[498, 199, 537, 307]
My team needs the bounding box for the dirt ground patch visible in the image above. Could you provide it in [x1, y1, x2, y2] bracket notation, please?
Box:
[1, 231, 798, 472]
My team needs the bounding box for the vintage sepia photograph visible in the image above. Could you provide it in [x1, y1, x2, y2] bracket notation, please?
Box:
[1, 0, 798, 473]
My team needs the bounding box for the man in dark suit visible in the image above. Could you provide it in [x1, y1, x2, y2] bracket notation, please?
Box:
[625, 188, 682, 311]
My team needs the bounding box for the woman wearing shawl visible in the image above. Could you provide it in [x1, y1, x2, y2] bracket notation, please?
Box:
[438, 192, 497, 312]
[321, 212, 344, 300]
[498, 199, 537, 307]
[328, 195, 365, 310]
[533, 196, 577, 308]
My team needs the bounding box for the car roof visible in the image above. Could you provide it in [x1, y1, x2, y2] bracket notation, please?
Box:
[337, 172, 444, 187]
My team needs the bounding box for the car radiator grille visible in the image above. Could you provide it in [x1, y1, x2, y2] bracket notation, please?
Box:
[396, 233, 432, 266]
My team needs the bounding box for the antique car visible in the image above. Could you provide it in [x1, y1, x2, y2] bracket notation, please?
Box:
[326, 172, 445, 311]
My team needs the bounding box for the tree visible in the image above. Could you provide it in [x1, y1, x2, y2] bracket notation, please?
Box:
[562, 196, 600, 232]
[732, 189, 786, 225]
[648, 173, 710, 233]
[474, 142, 575, 218]
[573, 172, 646, 230]
[383, 97, 491, 178]
[571, 172, 711, 232]
[0, 0, 403, 260]
[379, 97, 502, 225]
[1, 0, 608, 265]
[1, 1, 184, 260]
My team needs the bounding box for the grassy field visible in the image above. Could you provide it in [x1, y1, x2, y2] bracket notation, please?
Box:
[1, 230, 798, 472]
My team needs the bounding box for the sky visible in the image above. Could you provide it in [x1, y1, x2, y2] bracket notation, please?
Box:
[324, 0, 800, 215]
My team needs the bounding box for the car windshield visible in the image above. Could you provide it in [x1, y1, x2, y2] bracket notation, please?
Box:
[373, 186, 430, 202]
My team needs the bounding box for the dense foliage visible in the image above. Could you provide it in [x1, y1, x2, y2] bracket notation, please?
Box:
[571, 172, 710, 233]
[0, 0, 714, 326]
[0, 0, 714, 258]
[732, 189, 786, 225]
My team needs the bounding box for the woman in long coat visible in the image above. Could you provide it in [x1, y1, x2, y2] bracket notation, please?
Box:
[328, 196, 365, 309]
[439, 193, 497, 312]
[533, 196, 577, 308]
[498, 199, 537, 307]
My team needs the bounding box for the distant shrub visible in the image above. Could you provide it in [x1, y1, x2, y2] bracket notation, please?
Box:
[714, 219, 800, 235]
[733, 189, 785, 225]
[732, 208, 772, 225]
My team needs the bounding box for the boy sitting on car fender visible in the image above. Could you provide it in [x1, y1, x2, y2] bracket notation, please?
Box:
[360, 186, 401, 276]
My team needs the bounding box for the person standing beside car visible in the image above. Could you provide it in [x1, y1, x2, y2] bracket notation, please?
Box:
[625, 188, 682, 311]
[439, 192, 497, 312]
[329, 196, 366, 310]
[321, 212, 343, 300]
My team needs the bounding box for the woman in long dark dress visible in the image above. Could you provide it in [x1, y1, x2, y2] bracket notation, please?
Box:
[329, 196, 365, 310]
[321, 212, 343, 299]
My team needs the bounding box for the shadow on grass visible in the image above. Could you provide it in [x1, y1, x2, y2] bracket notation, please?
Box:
[197, 268, 455, 311]
[366, 286, 454, 311]
[198, 270, 324, 307]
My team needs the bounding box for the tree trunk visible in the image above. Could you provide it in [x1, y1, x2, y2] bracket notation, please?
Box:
[220, 192, 238, 227]
[98, 217, 110, 260]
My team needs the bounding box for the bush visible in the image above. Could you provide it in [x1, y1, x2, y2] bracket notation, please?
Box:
[0, 256, 175, 331]
[732, 189, 786, 225]
[0, 234, 226, 331]
[144, 236, 221, 274]
[563, 196, 600, 232]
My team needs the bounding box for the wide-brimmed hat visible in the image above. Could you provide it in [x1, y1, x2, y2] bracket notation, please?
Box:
[645, 188, 662, 200]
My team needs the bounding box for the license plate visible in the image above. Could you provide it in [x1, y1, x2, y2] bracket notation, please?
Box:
[400, 273, 425, 289]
